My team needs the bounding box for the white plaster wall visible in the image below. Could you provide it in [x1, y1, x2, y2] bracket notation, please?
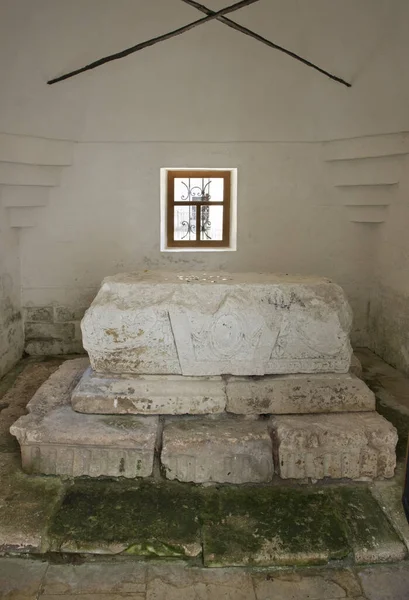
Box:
[0, 0, 408, 360]
[20, 141, 374, 347]
[369, 158, 409, 373]
[0, 0, 408, 142]
[0, 207, 24, 376]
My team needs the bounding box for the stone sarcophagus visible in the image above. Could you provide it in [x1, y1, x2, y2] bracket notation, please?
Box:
[81, 272, 353, 376]
[10, 271, 397, 484]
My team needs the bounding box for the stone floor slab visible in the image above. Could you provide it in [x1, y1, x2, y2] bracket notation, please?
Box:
[0, 558, 48, 599]
[370, 465, 409, 551]
[253, 570, 359, 600]
[43, 562, 147, 595]
[334, 487, 407, 564]
[41, 595, 144, 600]
[202, 486, 350, 567]
[358, 563, 409, 600]
[161, 415, 273, 483]
[270, 412, 398, 480]
[0, 453, 64, 553]
[49, 479, 202, 558]
[72, 368, 226, 415]
[146, 564, 256, 600]
[226, 373, 374, 415]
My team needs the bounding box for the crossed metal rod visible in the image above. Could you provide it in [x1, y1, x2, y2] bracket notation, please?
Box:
[47, 0, 351, 87]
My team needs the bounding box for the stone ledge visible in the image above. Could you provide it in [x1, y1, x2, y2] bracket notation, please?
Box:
[270, 412, 398, 481]
[72, 368, 226, 415]
[161, 416, 273, 484]
[226, 373, 374, 415]
[71, 369, 374, 416]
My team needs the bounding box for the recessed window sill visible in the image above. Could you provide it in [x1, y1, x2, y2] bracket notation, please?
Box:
[161, 246, 237, 252]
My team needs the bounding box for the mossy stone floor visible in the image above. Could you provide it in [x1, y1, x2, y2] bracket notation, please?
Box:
[48, 478, 406, 566]
[1, 350, 409, 567]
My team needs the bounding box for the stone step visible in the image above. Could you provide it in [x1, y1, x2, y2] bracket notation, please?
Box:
[345, 205, 389, 223]
[0, 163, 62, 186]
[323, 132, 409, 161]
[0, 185, 50, 207]
[0, 133, 73, 166]
[71, 369, 374, 416]
[226, 372, 374, 415]
[161, 416, 273, 484]
[10, 360, 398, 484]
[7, 206, 43, 228]
[329, 155, 404, 186]
[270, 413, 398, 481]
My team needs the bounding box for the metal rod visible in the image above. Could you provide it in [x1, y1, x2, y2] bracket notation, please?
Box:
[181, 0, 351, 87]
[47, 0, 261, 84]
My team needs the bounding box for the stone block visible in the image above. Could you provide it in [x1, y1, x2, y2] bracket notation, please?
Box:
[72, 368, 226, 415]
[25, 338, 84, 356]
[25, 322, 75, 341]
[82, 272, 352, 376]
[54, 305, 88, 322]
[24, 306, 53, 323]
[226, 373, 374, 415]
[10, 360, 159, 478]
[270, 413, 398, 480]
[161, 416, 273, 483]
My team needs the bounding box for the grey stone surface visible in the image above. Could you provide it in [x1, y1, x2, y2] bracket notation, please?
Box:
[358, 564, 409, 600]
[368, 283, 409, 378]
[270, 412, 398, 480]
[0, 453, 63, 553]
[72, 368, 226, 414]
[146, 565, 256, 600]
[0, 558, 48, 599]
[25, 322, 76, 342]
[25, 339, 84, 356]
[54, 305, 87, 322]
[44, 562, 147, 595]
[370, 466, 409, 551]
[254, 569, 362, 599]
[161, 416, 273, 483]
[10, 360, 158, 478]
[82, 271, 352, 376]
[226, 373, 375, 415]
[24, 306, 54, 323]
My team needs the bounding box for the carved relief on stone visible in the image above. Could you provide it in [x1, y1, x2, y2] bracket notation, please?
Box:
[82, 304, 181, 374]
[169, 294, 278, 375]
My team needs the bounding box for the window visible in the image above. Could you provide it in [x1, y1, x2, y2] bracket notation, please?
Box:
[161, 169, 237, 251]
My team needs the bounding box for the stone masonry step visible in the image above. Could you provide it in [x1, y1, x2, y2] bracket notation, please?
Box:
[71, 368, 374, 416]
[270, 413, 398, 480]
[10, 359, 399, 483]
[161, 416, 274, 484]
[10, 360, 159, 478]
[72, 368, 226, 415]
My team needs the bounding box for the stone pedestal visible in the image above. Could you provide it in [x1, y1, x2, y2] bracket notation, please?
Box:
[10, 271, 398, 483]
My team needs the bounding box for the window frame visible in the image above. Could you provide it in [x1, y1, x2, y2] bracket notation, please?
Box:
[166, 169, 232, 249]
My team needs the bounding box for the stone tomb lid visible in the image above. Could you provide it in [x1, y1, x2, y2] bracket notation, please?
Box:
[105, 271, 332, 286]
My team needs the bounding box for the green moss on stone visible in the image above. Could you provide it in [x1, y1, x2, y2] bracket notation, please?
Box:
[201, 486, 350, 567]
[332, 486, 404, 563]
[49, 479, 202, 558]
